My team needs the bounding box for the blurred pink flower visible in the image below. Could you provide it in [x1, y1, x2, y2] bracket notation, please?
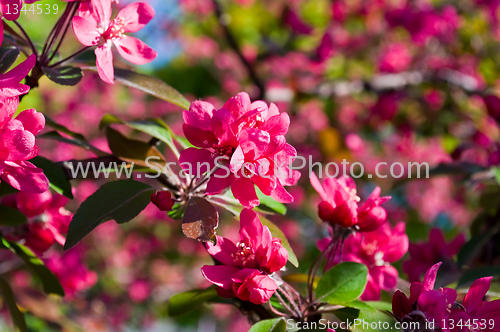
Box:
[180, 92, 300, 208]
[72, 0, 157, 84]
[2, 191, 71, 255]
[201, 209, 287, 304]
[45, 248, 97, 297]
[379, 43, 412, 73]
[403, 228, 465, 283]
[284, 8, 313, 35]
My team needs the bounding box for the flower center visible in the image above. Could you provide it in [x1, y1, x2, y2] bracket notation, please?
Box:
[102, 18, 125, 41]
[233, 242, 256, 267]
[212, 144, 234, 157]
[346, 187, 361, 202]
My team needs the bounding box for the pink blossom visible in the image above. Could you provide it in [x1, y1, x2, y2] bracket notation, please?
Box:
[72, 0, 157, 84]
[1, 191, 71, 255]
[310, 173, 390, 231]
[284, 8, 313, 35]
[449, 277, 500, 331]
[378, 43, 412, 73]
[392, 262, 457, 330]
[0, 107, 48, 193]
[44, 247, 97, 297]
[320, 222, 408, 300]
[200, 209, 287, 304]
[179, 92, 300, 208]
[403, 228, 465, 283]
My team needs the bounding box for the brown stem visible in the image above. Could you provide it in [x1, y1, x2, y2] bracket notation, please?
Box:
[211, 0, 265, 99]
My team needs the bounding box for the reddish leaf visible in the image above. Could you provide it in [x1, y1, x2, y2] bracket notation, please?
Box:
[182, 197, 219, 243]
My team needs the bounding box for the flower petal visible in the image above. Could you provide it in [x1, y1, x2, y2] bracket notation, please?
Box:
[114, 36, 157, 65]
[95, 46, 114, 84]
[117, 2, 155, 33]
[72, 16, 100, 46]
[201, 265, 240, 289]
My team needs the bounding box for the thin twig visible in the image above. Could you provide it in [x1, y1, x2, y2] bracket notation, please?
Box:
[211, 0, 265, 99]
[48, 2, 79, 63]
[49, 46, 90, 67]
[12, 21, 37, 57]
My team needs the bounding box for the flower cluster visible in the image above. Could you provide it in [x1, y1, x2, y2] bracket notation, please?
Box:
[1, 191, 71, 255]
[0, 55, 48, 193]
[310, 173, 391, 231]
[201, 209, 287, 304]
[179, 92, 300, 208]
[392, 263, 500, 331]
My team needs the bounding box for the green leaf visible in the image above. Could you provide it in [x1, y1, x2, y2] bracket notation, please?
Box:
[167, 287, 222, 316]
[30, 156, 73, 199]
[458, 266, 500, 288]
[260, 216, 298, 268]
[0, 205, 27, 226]
[334, 304, 400, 332]
[1, 239, 64, 296]
[42, 117, 108, 156]
[316, 262, 368, 304]
[0, 277, 27, 332]
[342, 301, 376, 312]
[458, 225, 500, 267]
[99, 114, 180, 158]
[106, 127, 166, 168]
[248, 318, 286, 332]
[81, 66, 190, 110]
[42, 66, 83, 86]
[0, 46, 20, 73]
[64, 180, 155, 250]
[256, 188, 287, 215]
[493, 167, 500, 186]
[0, 182, 18, 198]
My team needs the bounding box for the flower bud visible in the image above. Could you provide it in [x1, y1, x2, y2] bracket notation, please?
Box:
[357, 206, 387, 232]
[150, 191, 174, 211]
[24, 223, 55, 255]
[318, 201, 335, 222]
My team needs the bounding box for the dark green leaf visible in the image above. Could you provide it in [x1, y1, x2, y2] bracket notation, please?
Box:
[99, 115, 179, 158]
[1, 239, 64, 296]
[316, 262, 368, 304]
[167, 287, 222, 316]
[64, 180, 155, 250]
[106, 127, 166, 168]
[0, 205, 27, 226]
[0, 277, 27, 332]
[260, 216, 298, 267]
[458, 225, 500, 267]
[0, 182, 18, 198]
[256, 188, 287, 215]
[42, 66, 83, 86]
[82, 66, 190, 109]
[248, 318, 286, 332]
[30, 156, 73, 199]
[458, 266, 500, 288]
[42, 117, 108, 156]
[0, 46, 20, 73]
